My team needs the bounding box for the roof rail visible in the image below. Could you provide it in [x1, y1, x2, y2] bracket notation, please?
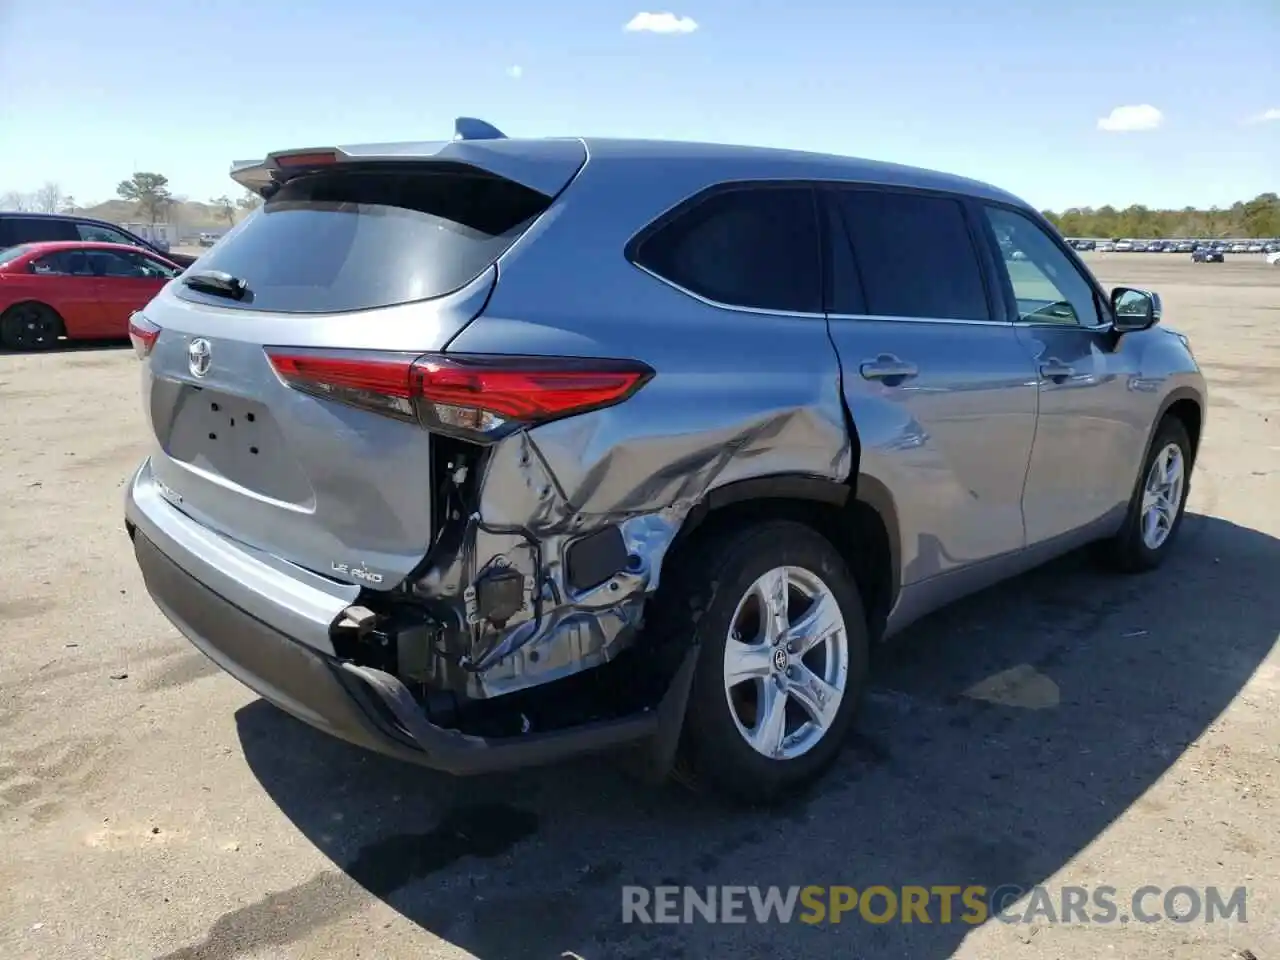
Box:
[453, 117, 507, 141]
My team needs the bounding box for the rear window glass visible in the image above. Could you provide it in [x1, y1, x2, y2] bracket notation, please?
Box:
[175, 166, 551, 314]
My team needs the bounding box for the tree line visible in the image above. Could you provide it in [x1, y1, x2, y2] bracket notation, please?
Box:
[7, 174, 1278, 240]
[2, 173, 262, 226]
[1042, 193, 1280, 239]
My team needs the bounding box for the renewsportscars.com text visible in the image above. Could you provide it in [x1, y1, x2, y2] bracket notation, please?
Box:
[621, 884, 1247, 926]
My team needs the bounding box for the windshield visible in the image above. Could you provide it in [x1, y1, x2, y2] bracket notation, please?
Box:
[0, 244, 32, 267]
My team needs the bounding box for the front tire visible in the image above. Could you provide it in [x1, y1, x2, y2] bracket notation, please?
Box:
[0, 303, 64, 351]
[1102, 416, 1193, 572]
[661, 521, 869, 803]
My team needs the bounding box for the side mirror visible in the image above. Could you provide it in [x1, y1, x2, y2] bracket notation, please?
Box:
[1111, 286, 1161, 333]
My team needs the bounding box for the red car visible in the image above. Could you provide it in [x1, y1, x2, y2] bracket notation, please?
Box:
[0, 241, 183, 351]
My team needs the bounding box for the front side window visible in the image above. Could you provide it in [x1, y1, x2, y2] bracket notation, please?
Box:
[90, 249, 178, 279]
[833, 189, 991, 322]
[76, 222, 138, 246]
[633, 185, 822, 314]
[984, 206, 1101, 326]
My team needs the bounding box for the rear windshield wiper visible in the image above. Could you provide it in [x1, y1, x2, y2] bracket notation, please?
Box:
[182, 269, 249, 301]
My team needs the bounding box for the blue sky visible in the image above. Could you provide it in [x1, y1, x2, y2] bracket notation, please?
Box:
[1, 0, 1276, 211]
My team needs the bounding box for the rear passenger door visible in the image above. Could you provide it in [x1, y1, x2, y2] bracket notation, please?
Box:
[28, 250, 108, 333]
[822, 186, 1039, 583]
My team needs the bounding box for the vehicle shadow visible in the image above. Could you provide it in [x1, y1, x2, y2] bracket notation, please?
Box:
[0, 337, 128, 356]
[216, 512, 1276, 960]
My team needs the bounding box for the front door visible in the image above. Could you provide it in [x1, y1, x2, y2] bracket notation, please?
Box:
[85, 249, 175, 335]
[822, 186, 1040, 584]
[979, 204, 1147, 544]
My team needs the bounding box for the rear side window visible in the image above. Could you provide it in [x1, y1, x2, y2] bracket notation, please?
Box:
[2, 217, 78, 244]
[175, 166, 551, 314]
[833, 190, 991, 322]
[33, 250, 94, 276]
[633, 186, 821, 313]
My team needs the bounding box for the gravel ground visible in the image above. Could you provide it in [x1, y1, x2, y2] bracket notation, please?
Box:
[1, 253, 1277, 960]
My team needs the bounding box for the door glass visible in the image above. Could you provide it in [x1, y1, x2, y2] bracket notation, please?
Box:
[8, 217, 77, 243]
[76, 222, 139, 246]
[32, 251, 94, 276]
[86, 250, 173, 279]
[833, 189, 991, 322]
[984, 206, 1101, 326]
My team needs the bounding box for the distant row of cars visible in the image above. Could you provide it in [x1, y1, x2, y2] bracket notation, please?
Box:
[1068, 237, 1280, 256]
[0, 212, 196, 350]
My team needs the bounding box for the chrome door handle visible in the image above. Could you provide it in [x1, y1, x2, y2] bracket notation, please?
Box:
[859, 355, 919, 383]
[1039, 359, 1075, 382]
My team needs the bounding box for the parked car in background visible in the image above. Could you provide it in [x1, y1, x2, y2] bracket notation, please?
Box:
[0, 213, 197, 269]
[122, 122, 1206, 802]
[1115, 240, 1134, 251]
[1174, 241, 1195, 252]
[1245, 242, 1264, 253]
[1097, 241, 1116, 252]
[0, 241, 182, 350]
[1191, 247, 1225, 263]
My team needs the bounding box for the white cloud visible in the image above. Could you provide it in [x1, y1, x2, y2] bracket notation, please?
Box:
[1244, 107, 1280, 124]
[624, 11, 698, 34]
[1097, 104, 1164, 132]
[506, 64, 523, 80]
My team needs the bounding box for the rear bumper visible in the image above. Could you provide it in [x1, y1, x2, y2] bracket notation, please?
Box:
[126, 462, 687, 775]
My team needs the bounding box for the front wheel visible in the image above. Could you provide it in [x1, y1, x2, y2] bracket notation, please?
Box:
[1102, 417, 1193, 571]
[664, 521, 869, 803]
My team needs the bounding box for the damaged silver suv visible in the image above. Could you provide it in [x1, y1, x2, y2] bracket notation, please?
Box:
[124, 119, 1206, 802]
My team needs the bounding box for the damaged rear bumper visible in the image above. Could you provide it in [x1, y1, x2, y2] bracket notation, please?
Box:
[125, 465, 693, 777]
[131, 530, 692, 774]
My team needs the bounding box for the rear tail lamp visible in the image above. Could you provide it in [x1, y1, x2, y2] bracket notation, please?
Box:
[264, 349, 653, 443]
[128, 313, 161, 359]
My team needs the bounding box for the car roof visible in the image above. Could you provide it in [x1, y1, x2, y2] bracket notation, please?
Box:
[238, 133, 1031, 210]
[0, 211, 127, 228]
[576, 138, 1027, 205]
[6, 240, 171, 257]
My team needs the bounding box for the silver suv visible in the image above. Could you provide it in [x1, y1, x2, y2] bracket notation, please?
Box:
[124, 120, 1206, 802]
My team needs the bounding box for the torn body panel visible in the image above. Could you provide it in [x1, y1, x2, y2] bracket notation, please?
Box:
[406, 396, 852, 701]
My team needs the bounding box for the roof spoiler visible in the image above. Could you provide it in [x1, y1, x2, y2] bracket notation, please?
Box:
[231, 117, 535, 197]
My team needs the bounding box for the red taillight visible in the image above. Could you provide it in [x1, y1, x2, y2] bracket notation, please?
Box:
[264, 349, 653, 442]
[128, 313, 161, 359]
[274, 151, 339, 167]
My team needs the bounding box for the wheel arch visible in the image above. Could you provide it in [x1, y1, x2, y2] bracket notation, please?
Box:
[1150, 385, 1205, 469]
[670, 471, 901, 642]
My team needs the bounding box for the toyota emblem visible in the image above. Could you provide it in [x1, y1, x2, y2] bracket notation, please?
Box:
[188, 338, 212, 378]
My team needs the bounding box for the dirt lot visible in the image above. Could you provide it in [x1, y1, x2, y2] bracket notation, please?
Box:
[1, 254, 1277, 959]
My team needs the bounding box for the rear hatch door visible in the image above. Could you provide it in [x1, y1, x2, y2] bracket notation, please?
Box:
[138, 142, 585, 589]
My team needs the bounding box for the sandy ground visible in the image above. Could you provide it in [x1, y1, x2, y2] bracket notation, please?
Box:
[0, 254, 1277, 960]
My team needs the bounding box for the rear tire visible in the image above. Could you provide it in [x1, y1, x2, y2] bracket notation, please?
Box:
[1100, 416, 1193, 572]
[657, 520, 869, 804]
[0, 303, 64, 351]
